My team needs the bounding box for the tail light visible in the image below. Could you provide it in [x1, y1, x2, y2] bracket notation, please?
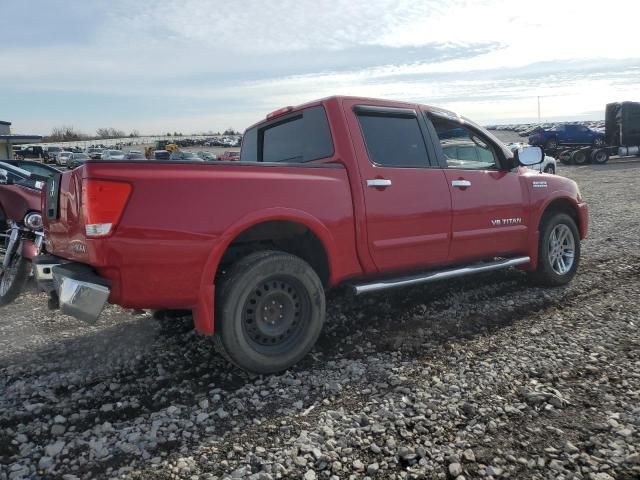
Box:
[82, 180, 131, 237]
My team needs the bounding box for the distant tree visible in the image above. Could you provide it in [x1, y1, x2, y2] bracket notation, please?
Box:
[96, 127, 126, 139]
[129, 129, 140, 137]
[167, 132, 172, 137]
[46, 125, 87, 142]
[223, 128, 237, 136]
[173, 131, 179, 137]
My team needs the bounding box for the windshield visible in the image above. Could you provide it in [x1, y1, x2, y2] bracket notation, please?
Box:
[108, 150, 121, 155]
[73, 153, 89, 159]
[48, 147, 62, 152]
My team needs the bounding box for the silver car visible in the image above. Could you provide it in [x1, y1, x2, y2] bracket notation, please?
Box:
[56, 151, 73, 166]
[101, 150, 126, 160]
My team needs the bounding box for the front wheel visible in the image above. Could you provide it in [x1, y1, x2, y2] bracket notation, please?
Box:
[529, 213, 580, 286]
[0, 254, 30, 306]
[543, 164, 555, 174]
[215, 251, 325, 374]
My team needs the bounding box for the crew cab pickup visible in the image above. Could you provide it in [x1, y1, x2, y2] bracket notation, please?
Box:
[35, 96, 588, 373]
[528, 124, 605, 150]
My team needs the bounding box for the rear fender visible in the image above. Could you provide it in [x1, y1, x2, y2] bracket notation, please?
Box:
[193, 208, 338, 335]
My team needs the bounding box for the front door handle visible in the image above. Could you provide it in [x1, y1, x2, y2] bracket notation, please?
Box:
[367, 179, 392, 188]
[451, 180, 471, 188]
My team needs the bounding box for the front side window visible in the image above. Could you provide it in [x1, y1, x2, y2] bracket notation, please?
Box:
[356, 114, 430, 167]
[431, 116, 498, 170]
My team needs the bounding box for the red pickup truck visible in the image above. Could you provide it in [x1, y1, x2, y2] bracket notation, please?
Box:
[34, 96, 588, 373]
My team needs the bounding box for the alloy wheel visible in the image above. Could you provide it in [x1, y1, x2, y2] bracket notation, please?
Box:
[548, 224, 575, 275]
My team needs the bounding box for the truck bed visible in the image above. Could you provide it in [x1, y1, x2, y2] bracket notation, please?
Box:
[45, 160, 362, 309]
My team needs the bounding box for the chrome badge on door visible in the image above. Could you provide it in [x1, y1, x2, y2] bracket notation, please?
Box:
[491, 217, 522, 226]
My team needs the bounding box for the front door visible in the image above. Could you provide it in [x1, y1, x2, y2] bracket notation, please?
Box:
[426, 113, 529, 262]
[343, 99, 452, 274]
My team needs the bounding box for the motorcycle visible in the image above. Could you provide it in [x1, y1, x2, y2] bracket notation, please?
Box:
[0, 217, 44, 305]
[0, 163, 47, 305]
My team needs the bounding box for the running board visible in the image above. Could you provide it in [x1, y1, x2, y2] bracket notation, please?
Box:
[351, 256, 530, 295]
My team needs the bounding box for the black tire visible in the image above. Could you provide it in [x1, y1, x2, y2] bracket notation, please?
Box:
[558, 150, 573, 165]
[529, 213, 580, 287]
[0, 255, 30, 306]
[544, 138, 558, 150]
[571, 149, 588, 165]
[591, 148, 609, 164]
[543, 164, 555, 174]
[214, 251, 325, 374]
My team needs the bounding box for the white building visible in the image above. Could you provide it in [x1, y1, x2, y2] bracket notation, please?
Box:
[0, 120, 42, 159]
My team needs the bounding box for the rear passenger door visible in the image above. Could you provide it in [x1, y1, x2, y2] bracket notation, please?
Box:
[344, 100, 452, 273]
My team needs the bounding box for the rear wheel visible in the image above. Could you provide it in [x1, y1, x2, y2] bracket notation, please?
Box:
[529, 213, 580, 286]
[558, 150, 573, 165]
[571, 149, 588, 165]
[215, 251, 325, 374]
[591, 148, 609, 164]
[543, 164, 555, 174]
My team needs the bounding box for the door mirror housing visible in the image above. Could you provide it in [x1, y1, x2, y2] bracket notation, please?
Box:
[515, 146, 544, 166]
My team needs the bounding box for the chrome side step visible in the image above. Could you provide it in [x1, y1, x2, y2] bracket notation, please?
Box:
[351, 256, 530, 295]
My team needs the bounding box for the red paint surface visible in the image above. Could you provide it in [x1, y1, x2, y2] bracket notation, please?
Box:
[43, 96, 588, 334]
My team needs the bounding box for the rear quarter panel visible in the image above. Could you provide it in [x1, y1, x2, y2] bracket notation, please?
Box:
[46, 161, 361, 308]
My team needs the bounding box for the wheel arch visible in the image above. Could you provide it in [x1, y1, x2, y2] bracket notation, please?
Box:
[193, 208, 337, 335]
[538, 196, 581, 234]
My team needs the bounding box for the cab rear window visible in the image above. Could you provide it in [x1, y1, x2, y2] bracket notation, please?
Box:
[240, 105, 333, 163]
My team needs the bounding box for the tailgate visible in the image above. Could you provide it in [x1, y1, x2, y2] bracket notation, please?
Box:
[43, 167, 89, 262]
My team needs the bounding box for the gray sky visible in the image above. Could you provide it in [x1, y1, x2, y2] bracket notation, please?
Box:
[2, 0, 639, 135]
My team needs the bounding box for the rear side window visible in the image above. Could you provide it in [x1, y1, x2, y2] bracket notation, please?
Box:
[240, 105, 333, 163]
[356, 114, 430, 167]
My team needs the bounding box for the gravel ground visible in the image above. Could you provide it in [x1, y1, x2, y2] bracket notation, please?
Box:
[1, 159, 639, 480]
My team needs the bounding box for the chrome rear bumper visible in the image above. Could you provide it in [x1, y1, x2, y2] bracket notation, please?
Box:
[33, 256, 111, 323]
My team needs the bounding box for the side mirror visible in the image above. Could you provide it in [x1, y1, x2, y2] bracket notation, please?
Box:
[0, 169, 10, 185]
[515, 146, 544, 166]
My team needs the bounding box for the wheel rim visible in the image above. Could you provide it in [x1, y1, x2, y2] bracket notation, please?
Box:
[548, 224, 575, 275]
[595, 151, 607, 163]
[241, 276, 311, 354]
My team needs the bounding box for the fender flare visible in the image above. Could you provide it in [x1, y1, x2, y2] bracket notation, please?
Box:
[525, 192, 581, 270]
[192, 208, 339, 335]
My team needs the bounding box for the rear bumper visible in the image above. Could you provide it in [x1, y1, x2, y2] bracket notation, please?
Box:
[33, 255, 111, 323]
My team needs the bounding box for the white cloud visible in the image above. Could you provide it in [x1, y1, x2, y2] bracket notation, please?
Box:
[1, 0, 640, 131]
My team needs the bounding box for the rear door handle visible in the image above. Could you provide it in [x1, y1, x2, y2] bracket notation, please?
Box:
[451, 180, 471, 188]
[367, 179, 392, 188]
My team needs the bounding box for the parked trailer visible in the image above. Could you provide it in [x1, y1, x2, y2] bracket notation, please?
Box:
[543, 102, 640, 165]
